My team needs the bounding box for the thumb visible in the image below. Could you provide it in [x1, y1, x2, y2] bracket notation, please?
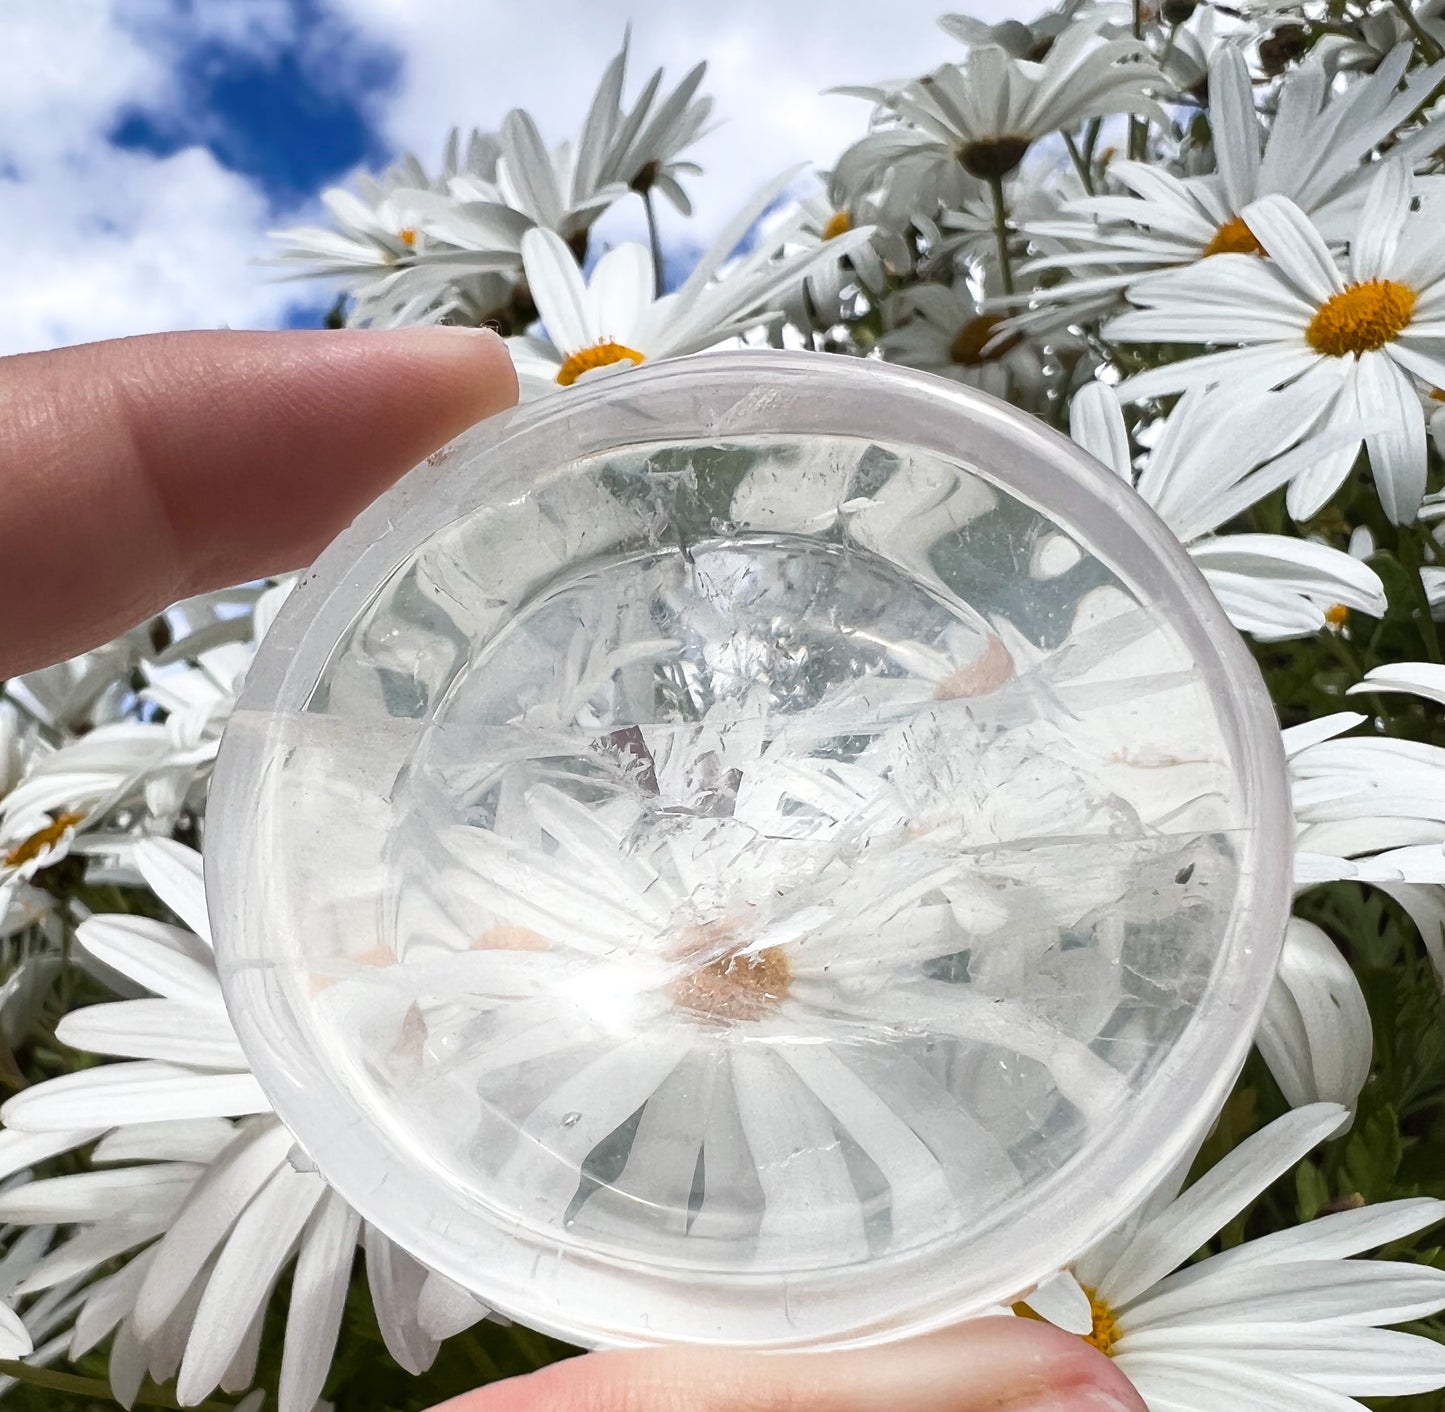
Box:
[428, 1318, 1146, 1412]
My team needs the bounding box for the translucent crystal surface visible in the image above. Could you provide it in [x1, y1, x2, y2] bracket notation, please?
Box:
[233, 437, 1239, 1253]
[214, 403, 1280, 1346]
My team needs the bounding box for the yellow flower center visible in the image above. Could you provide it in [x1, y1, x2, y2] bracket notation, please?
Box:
[668, 921, 791, 1024]
[1324, 603, 1350, 629]
[820, 210, 853, 241]
[397, 227, 418, 248]
[555, 339, 647, 387]
[1306, 279, 1417, 358]
[3, 811, 85, 869]
[1013, 1283, 1119, 1357]
[1202, 215, 1262, 257]
[950, 315, 1022, 367]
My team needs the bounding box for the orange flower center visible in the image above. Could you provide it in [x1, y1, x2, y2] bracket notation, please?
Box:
[820, 210, 853, 241]
[3, 811, 85, 869]
[1306, 279, 1417, 358]
[950, 315, 1021, 366]
[1202, 215, 1262, 257]
[668, 921, 791, 1024]
[1324, 603, 1350, 629]
[555, 339, 647, 387]
[934, 636, 1016, 698]
[397, 227, 418, 248]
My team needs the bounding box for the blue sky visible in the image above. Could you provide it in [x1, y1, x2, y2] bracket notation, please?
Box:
[0, 0, 1023, 356]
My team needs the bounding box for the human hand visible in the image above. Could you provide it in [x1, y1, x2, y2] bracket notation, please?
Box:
[0, 329, 1144, 1412]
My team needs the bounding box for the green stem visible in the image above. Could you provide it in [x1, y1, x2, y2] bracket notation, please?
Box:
[1129, 0, 1148, 160]
[1390, 0, 1445, 61]
[1158, 20, 1181, 66]
[0, 1361, 235, 1410]
[1080, 116, 1102, 172]
[986, 172, 1015, 298]
[1399, 528, 1444, 664]
[642, 187, 666, 299]
[1063, 132, 1096, 195]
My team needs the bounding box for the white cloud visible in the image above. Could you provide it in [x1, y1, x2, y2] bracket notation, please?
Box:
[0, 0, 307, 356]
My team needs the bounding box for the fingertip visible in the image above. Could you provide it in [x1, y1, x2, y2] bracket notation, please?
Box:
[424, 1318, 1148, 1412]
[364, 324, 520, 424]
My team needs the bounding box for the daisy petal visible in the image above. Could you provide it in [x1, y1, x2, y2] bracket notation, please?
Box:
[1119, 1323, 1445, 1396]
[1024, 1269, 1095, 1335]
[1116, 1351, 1370, 1412]
[134, 839, 212, 947]
[56, 999, 248, 1069]
[1211, 47, 1260, 214]
[0, 1164, 200, 1224]
[133, 1120, 295, 1339]
[1255, 919, 1371, 1111]
[1069, 383, 1132, 480]
[589, 242, 655, 345]
[416, 1270, 488, 1341]
[1350, 163, 1410, 283]
[521, 227, 595, 353]
[1100, 1103, 1348, 1307]
[1355, 352, 1427, 525]
[0, 1127, 104, 1183]
[74, 915, 220, 1005]
[71, 1251, 156, 1359]
[364, 1227, 441, 1376]
[280, 1192, 361, 1412]
[1377, 883, 1445, 984]
[1242, 195, 1345, 304]
[176, 1164, 326, 1408]
[1126, 1256, 1445, 1331]
[1350, 663, 1445, 709]
[0, 1302, 32, 1360]
[0, 1062, 269, 1131]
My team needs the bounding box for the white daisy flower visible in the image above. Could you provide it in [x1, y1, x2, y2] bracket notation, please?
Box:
[0, 582, 285, 894]
[0, 839, 484, 1412]
[1314, 0, 1445, 74]
[1108, 162, 1445, 524]
[1069, 381, 1386, 640]
[506, 172, 873, 396]
[586, 38, 714, 214]
[835, 29, 1168, 196]
[1017, 1102, 1445, 1408]
[939, 2, 1133, 60]
[769, 188, 904, 328]
[880, 279, 1051, 399]
[1022, 45, 1445, 312]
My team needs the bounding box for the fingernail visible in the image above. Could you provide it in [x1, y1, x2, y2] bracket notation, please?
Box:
[382, 324, 502, 340]
[1011, 1385, 1144, 1412]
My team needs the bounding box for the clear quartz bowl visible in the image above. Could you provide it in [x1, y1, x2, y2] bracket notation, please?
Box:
[206, 350, 1291, 1350]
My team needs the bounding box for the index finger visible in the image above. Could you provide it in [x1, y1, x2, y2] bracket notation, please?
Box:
[0, 327, 517, 676]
